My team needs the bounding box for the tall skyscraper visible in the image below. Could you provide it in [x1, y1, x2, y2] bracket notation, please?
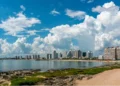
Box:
[82, 52, 87, 57]
[53, 50, 58, 59]
[60, 53, 62, 58]
[56, 53, 58, 59]
[62, 51, 67, 58]
[38, 55, 40, 59]
[33, 55, 35, 59]
[49, 54, 52, 59]
[53, 50, 56, 59]
[47, 54, 52, 59]
[74, 50, 82, 58]
[47, 54, 49, 59]
[67, 50, 73, 58]
[87, 51, 93, 58]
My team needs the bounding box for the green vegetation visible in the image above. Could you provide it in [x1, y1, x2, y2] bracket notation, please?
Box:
[11, 63, 120, 85]
[11, 77, 44, 85]
[1, 83, 9, 86]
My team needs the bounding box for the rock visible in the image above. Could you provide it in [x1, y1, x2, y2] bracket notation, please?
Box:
[87, 75, 93, 80]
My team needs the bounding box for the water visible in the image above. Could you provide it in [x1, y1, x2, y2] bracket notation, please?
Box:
[0, 60, 106, 72]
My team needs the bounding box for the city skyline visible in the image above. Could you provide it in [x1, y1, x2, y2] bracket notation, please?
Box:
[0, 0, 119, 57]
[0, 49, 93, 59]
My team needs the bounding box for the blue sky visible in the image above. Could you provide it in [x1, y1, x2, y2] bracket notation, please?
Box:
[0, 0, 120, 57]
[0, 0, 118, 39]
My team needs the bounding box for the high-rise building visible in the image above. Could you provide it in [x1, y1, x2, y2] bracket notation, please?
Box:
[47, 54, 52, 59]
[53, 50, 56, 59]
[116, 47, 120, 60]
[104, 47, 116, 60]
[53, 50, 58, 59]
[47, 54, 49, 59]
[67, 50, 73, 58]
[87, 51, 93, 58]
[33, 55, 35, 59]
[82, 52, 87, 57]
[60, 53, 62, 58]
[38, 55, 40, 59]
[56, 53, 58, 59]
[49, 54, 52, 59]
[71, 50, 75, 58]
[74, 50, 82, 59]
[62, 51, 67, 58]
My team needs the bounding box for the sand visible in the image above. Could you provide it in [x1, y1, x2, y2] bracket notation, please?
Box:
[75, 69, 120, 85]
[54, 59, 120, 63]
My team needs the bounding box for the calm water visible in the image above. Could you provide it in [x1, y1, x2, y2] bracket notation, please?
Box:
[0, 60, 106, 72]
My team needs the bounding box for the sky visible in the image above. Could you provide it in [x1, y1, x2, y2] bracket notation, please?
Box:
[0, 0, 120, 57]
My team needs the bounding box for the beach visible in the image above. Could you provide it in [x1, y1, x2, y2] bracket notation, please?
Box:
[56, 59, 120, 63]
[75, 69, 120, 85]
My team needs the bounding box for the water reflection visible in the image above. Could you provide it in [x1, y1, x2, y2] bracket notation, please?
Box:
[0, 60, 106, 72]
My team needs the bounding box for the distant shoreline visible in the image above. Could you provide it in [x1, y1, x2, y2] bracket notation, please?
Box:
[0, 58, 120, 63]
[55, 59, 120, 62]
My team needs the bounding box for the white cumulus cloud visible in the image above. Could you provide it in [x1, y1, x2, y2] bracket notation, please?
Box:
[87, 0, 94, 3]
[65, 9, 86, 20]
[50, 9, 60, 16]
[0, 12, 40, 36]
[92, 1, 119, 13]
[20, 5, 26, 11]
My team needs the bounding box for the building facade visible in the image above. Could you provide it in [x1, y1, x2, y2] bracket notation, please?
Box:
[62, 51, 67, 58]
[74, 50, 82, 59]
[67, 50, 73, 58]
[87, 51, 93, 58]
[104, 47, 117, 60]
[47, 54, 52, 59]
[116, 47, 120, 60]
[82, 52, 87, 57]
[53, 51, 58, 59]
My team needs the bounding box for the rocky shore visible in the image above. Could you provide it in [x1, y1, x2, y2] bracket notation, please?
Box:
[0, 69, 41, 85]
[39, 74, 93, 86]
[0, 68, 93, 86]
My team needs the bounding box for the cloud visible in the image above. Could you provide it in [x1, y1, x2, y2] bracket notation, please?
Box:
[27, 30, 38, 36]
[80, 0, 94, 3]
[43, 1, 120, 55]
[50, 9, 60, 16]
[20, 5, 26, 11]
[0, 37, 31, 57]
[87, 0, 94, 3]
[1, 1, 120, 57]
[65, 9, 86, 20]
[92, 1, 119, 13]
[41, 28, 50, 31]
[26, 29, 50, 37]
[0, 12, 40, 36]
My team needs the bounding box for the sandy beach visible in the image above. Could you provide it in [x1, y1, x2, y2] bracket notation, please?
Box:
[54, 59, 120, 63]
[75, 69, 120, 85]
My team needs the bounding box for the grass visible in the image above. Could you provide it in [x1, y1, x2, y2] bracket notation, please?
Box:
[11, 76, 44, 85]
[11, 63, 120, 85]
